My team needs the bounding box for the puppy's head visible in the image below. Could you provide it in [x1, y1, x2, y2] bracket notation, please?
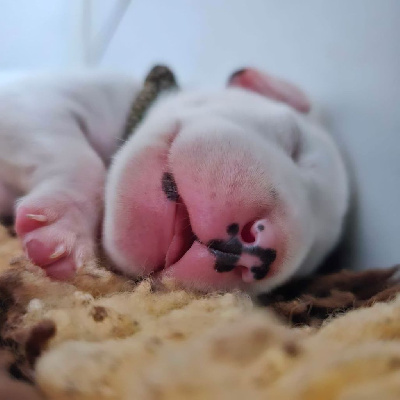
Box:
[103, 68, 348, 294]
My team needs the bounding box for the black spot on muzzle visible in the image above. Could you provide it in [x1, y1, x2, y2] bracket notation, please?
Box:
[227, 223, 240, 236]
[208, 236, 243, 273]
[162, 172, 179, 201]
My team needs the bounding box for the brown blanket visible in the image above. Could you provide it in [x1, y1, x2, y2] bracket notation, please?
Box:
[259, 265, 400, 326]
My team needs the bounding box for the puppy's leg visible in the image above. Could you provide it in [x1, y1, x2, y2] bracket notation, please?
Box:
[13, 135, 106, 280]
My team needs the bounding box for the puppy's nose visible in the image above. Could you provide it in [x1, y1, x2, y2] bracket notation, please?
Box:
[239, 218, 276, 249]
[238, 219, 278, 282]
[210, 219, 278, 282]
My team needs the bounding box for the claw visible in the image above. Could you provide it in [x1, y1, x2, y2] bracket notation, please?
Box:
[75, 254, 86, 271]
[26, 213, 47, 222]
[50, 244, 66, 259]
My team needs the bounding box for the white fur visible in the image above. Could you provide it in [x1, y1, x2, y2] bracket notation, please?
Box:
[0, 72, 348, 293]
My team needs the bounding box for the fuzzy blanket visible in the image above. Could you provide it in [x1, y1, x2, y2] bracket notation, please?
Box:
[1, 224, 400, 400]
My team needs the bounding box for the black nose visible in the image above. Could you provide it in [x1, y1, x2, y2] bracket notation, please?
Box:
[207, 232, 277, 280]
[207, 236, 242, 273]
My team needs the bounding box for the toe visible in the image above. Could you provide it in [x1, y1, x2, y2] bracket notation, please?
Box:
[15, 206, 48, 236]
[24, 238, 68, 267]
[15, 196, 97, 282]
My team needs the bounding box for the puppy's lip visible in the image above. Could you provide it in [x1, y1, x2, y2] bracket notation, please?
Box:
[164, 198, 196, 269]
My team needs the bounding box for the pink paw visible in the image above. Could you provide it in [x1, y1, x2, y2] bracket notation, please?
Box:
[15, 198, 98, 280]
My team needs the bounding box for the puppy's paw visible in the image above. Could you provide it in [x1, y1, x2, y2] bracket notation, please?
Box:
[15, 194, 99, 280]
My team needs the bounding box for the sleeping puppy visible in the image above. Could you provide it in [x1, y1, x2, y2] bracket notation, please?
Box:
[0, 68, 348, 295]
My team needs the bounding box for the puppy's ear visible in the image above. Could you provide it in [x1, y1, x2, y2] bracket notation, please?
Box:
[228, 68, 311, 113]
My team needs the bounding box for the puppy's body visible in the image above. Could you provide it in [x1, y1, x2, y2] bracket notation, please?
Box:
[0, 70, 348, 294]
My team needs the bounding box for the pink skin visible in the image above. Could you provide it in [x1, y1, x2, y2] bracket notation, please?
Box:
[162, 133, 282, 290]
[106, 121, 287, 291]
[15, 202, 92, 280]
[15, 194, 99, 280]
[107, 132, 179, 276]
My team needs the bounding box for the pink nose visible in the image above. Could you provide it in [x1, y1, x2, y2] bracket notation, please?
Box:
[239, 218, 278, 282]
[208, 218, 278, 282]
[239, 219, 276, 247]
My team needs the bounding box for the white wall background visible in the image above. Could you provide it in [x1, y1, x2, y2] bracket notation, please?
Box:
[0, 0, 399, 270]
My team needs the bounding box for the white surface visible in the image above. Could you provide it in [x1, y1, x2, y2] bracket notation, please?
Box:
[0, 0, 399, 270]
[0, 0, 79, 68]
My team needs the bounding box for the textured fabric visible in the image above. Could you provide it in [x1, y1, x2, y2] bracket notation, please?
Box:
[258, 266, 400, 326]
[1, 224, 400, 399]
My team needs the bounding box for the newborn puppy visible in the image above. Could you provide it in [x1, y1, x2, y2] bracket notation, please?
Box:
[0, 69, 348, 294]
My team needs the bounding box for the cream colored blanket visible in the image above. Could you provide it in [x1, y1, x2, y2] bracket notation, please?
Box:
[0, 225, 400, 400]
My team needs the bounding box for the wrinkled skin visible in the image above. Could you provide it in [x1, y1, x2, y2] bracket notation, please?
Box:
[0, 69, 348, 294]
